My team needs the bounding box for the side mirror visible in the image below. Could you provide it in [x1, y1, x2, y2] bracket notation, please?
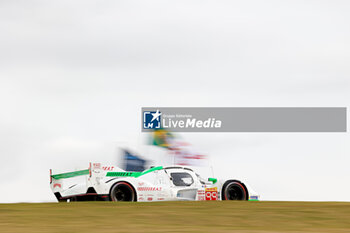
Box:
[208, 178, 217, 184]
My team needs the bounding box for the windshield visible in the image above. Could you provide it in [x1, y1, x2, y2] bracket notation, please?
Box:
[170, 172, 194, 186]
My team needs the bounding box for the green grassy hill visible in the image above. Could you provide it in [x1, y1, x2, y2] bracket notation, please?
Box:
[1, 201, 350, 232]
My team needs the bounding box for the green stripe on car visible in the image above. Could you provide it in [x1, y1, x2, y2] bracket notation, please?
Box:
[51, 169, 90, 179]
[106, 166, 163, 177]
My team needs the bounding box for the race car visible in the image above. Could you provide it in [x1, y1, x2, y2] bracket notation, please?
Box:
[50, 163, 259, 202]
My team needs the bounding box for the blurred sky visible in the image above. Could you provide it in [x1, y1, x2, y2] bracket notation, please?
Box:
[0, 0, 349, 202]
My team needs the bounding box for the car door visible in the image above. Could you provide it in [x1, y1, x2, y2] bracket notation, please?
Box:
[168, 170, 199, 200]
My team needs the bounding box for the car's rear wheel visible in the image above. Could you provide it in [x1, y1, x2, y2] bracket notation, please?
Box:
[222, 181, 248, 201]
[110, 182, 136, 202]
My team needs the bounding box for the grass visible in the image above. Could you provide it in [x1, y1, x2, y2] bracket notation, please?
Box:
[0, 201, 350, 233]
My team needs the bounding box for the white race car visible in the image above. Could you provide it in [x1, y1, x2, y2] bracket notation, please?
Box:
[50, 163, 259, 202]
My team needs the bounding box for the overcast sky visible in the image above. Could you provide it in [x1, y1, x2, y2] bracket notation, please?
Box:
[0, 0, 349, 202]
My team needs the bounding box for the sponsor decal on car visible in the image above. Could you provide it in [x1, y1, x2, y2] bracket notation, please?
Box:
[102, 166, 114, 171]
[205, 187, 218, 201]
[197, 190, 205, 201]
[53, 183, 61, 188]
[107, 172, 134, 177]
[137, 187, 162, 191]
[249, 195, 259, 201]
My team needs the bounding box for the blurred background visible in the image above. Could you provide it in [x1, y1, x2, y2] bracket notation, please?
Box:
[0, 0, 349, 202]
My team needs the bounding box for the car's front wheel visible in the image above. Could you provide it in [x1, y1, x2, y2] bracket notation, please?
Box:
[110, 182, 136, 202]
[222, 181, 248, 200]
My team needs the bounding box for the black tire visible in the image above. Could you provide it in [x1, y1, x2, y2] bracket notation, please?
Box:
[222, 181, 248, 201]
[110, 182, 136, 202]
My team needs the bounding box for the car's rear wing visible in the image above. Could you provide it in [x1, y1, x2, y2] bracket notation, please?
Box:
[50, 163, 93, 193]
[50, 162, 126, 194]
